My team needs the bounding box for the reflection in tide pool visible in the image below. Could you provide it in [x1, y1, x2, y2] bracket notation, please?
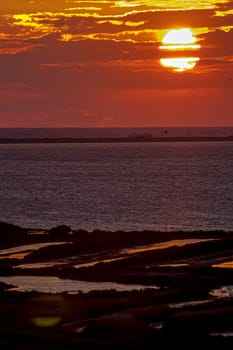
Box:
[209, 332, 233, 337]
[75, 257, 126, 269]
[0, 242, 70, 260]
[16, 261, 67, 269]
[120, 238, 215, 255]
[0, 252, 30, 260]
[15, 239, 211, 271]
[169, 299, 211, 309]
[209, 286, 233, 298]
[213, 261, 233, 269]
[0, 276, 158, 294]
[158, 263, 188, 268]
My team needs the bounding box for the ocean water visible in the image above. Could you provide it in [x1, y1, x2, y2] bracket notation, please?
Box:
[0, 130, 233, 232]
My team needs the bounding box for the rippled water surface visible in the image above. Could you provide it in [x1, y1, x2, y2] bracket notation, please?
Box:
[0, 141, 232, 231]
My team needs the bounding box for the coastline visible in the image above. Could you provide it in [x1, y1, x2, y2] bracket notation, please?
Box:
[0, 136, 233, 144]
[0, 222, 232, 349]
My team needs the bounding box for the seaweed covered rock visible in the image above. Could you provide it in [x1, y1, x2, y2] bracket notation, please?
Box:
[0, 262, 14, 276]
[0, 222, 27, 246]
[0, 222, 25, 234]
[49, 225, 72, 236]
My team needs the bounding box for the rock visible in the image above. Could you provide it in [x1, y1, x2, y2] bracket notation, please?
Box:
[0, 222, 25, 234]
[49, 225, 71, 236]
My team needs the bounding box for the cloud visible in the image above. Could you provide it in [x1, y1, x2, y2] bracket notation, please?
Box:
[0, 0, 232, 127]
[0, 82, 44, 103]
[2, 4, 233, 46]
[44, 108, 108, 127]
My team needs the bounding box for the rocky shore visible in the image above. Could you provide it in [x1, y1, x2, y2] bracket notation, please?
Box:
[0, 222, 232, 349]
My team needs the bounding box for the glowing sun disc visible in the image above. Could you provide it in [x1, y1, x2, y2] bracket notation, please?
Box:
[159, 28, 200, 72]
[160, 44, 200, 50]
[162, 28, 197, 45]
[160, 57, 200, 72]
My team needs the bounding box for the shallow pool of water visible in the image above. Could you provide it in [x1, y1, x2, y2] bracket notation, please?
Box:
[0, 242, 70, 260]
[120, 239, 216, 255]
[75, 257, 126, 269]
[0, 275, 159, 294]
[212, 261, 233, 269]
[16, 260, 67, 269]
[158, 263, 189, 268]
[13, 239, 214, 270]
[169, 299, 211, 309]
[209, 286, 233, 298]
[209, 332, 233, 337]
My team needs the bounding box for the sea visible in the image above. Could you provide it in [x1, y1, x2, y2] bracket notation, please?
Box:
[0, 127, 233, 232]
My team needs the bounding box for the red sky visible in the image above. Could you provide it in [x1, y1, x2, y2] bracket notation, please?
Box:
[0, 0, 233, 127]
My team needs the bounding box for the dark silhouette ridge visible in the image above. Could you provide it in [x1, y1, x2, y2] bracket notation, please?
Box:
[0, 136, 233, 144]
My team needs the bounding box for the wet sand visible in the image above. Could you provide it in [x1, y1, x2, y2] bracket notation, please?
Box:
[0, 222, 232, 349]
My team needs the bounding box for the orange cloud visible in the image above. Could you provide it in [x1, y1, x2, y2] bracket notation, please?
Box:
[0, 0, 232, 127]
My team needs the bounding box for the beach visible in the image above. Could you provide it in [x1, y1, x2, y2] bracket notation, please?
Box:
[0, 222, 232, 349]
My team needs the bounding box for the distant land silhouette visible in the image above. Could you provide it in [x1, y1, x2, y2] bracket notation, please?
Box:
[0, 135, 233, 143]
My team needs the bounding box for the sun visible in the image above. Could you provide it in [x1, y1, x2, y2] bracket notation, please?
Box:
[160, 57, 200, 72]
[160, 28, 200, 50]
[159, 28, 201, 72]
[163, 28, 196, 45]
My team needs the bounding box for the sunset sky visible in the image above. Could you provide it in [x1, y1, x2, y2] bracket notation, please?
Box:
[0, 0, 233, 127]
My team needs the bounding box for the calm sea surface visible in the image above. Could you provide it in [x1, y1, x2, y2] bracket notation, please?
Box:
[0, 138, 233, 232]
